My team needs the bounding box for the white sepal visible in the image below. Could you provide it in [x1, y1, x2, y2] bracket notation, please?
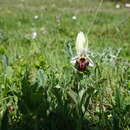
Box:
[76, 32, 88, 55]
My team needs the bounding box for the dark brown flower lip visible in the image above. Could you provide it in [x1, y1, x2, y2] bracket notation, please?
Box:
[75, 58, 89, 72]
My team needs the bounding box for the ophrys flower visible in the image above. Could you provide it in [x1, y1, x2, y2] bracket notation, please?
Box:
[71, 32, 94, 72]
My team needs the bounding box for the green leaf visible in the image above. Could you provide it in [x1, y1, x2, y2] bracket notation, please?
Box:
[2, 55, 8, 73]
[67, 89, 78, 104]
[37, 69, 44, 88]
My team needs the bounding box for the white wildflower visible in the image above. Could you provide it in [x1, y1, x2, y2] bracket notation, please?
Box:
[71, 32, 94, 71]
[32, 32, 37, 39]
[34, 15, 39, 19]
[115, 4, 120, 9]
[125, 3, 130, 8]
[72, 16, 77, 20]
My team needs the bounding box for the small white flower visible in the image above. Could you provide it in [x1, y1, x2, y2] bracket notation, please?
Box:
[115, 4, 120, 9]
[72, 16, 77, 20]
[34, 15, 39, 19]
[125, 3, 130, 8]
[32, 32, 37, 39]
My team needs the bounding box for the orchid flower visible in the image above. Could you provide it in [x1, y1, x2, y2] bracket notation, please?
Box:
[71, 32, 94, 72]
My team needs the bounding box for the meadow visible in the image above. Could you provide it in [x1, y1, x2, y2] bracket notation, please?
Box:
[0, 0, 130, 130]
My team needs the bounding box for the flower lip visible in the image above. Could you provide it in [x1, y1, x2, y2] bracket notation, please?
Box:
[75, 57, 89, 72]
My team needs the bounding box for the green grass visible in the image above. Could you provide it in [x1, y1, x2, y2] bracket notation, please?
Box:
[0, 0, 130, 130]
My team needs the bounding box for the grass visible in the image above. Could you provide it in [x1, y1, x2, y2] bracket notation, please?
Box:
[0, 0, 130, 130]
